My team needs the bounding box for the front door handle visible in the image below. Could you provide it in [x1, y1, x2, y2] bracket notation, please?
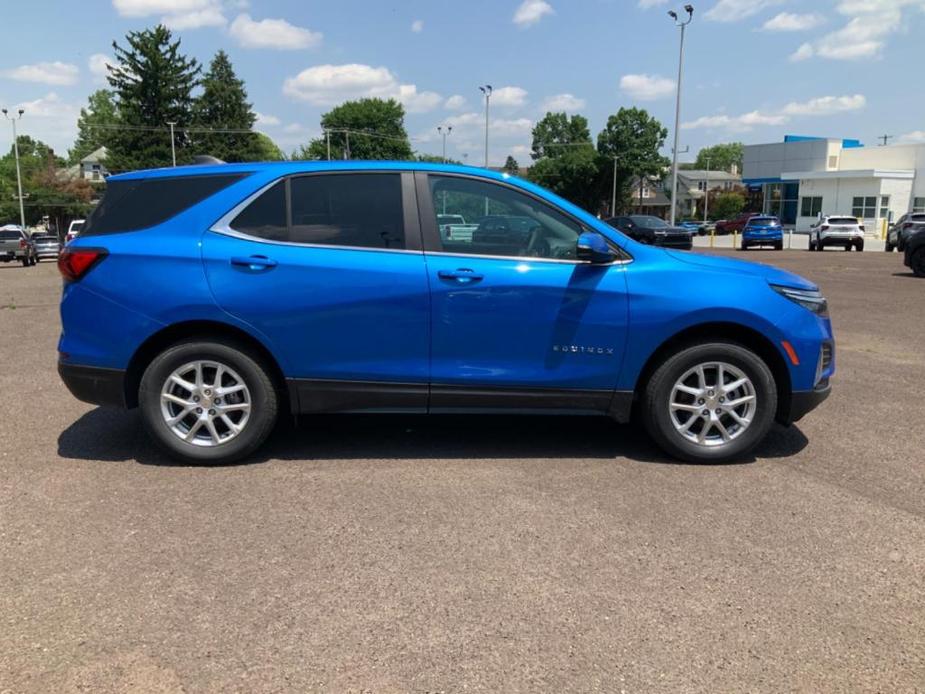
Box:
[231, 255, 278, 270]
[438, 268, 484, 283]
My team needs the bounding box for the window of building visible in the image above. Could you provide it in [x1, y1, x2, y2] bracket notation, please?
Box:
[800, 196, 823, 217]
[880, 195, 890, 220]
[428, 175, 583, 260]
[230, 180, 287, 242]
[852, 196, 877, 219]
[913, 197, 925, 213]
[290, 173, 404, 249]
[828, 155, 838, 168]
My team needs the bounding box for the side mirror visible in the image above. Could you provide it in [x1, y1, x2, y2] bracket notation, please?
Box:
[577, 232, 615, 264]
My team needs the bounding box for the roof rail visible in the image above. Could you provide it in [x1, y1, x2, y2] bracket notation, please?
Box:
[192, 155, 226, 165]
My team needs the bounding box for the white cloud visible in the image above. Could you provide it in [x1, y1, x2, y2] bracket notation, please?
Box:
[781, 94, 866, 116]
[283, 64, 441, 113]
[540, 93, 586, 112]
[619, 73, 675, 101]
[411, 19, 424, 32]
[0, 92, 80, 154]
[283, 123, 305, 134]
[87, 54, 114, 83]
[705, 0, 784, 22]
[490, 86, 528, 107]
[638, 0, 667, 7]
[762, 12, 825, 31]
[513, 0, 553, 26]
[789, 0, 925, 61]
[229, 13, 322, 49]
[255, 112, 281, 126]
[113, 0, 226, 28]
[684, 93, 866, 131]
[444, 94, 467, 110]
[898, 130, 925, 143]
[1, 61, 78, 86]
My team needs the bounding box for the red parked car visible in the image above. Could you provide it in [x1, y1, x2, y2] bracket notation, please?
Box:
[714, 212, 758, 236]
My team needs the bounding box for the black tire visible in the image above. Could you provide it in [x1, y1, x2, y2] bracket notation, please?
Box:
[641, 341, 777, 463]
[855, 241, 864, 252]
[138, 338, 279, 464]
[911, 247, 925, 278]
[885, 241, 894, 252]
[21, 258, 29, 267]
[808, 239, 815, 252]
[774, 242, 783, 251]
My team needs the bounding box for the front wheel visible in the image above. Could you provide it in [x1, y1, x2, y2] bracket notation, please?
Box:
[139, 339, 279, 464]
[641, 342, 777, 463]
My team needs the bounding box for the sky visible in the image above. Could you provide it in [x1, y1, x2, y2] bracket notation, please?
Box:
[1, 0, 924, 167]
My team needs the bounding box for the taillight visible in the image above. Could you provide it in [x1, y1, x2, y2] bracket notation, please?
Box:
[19, 238, 27, 249]
[903, 222, 913, 230]
[58, 248, 107, 282]
[821, 225, 829, 231]
[859, 225, 865, 231]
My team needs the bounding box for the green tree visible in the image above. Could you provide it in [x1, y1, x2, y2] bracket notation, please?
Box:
[191, 50, 265, 162]
[106, 25, 200, 171]
[694, 142, 743, 173]
[252, 133, 285, 161]
[416, 153, 462, 164]
[711, 191, 745, 220]
[502, 155, 520, 175]
[298, 98, 413, 161]
[68, 90, 118, 165]
[596, 107, 670, 214]
[527, 112, 600, 211]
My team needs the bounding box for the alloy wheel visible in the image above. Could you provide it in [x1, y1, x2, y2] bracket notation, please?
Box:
[668, 361, 757, 448]
[159, 360, 251, 447]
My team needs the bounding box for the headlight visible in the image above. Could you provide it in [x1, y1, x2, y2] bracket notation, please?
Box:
[770, 284, 828, 317]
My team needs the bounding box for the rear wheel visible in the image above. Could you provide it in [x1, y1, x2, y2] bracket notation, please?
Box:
[642, 342, 777, 463]
[139, 339, 278, 464]
[21, 258, 29, 267]
[885, 241, 895, 252]
[855, 241, 864, 252]
[774, 241, 783, 251]
[911, 247, 925, 278]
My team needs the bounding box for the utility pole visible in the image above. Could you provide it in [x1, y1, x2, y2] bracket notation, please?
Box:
[345, 130, 350, 160]
[611, 158, 618, 216]
[703, 156, 710, 224]
[2, 108, 27, 231]
[437, 125, 453, 163]
[668, 5, 694, 226]
[479, 85, 492, 168]
[166, 121, 177, 166]
[326, 130, 331, 160]
[877, 134, 893, 146]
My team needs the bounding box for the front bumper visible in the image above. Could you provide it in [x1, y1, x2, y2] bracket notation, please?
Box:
[58, 360, 127, 407]
[787, 381, 832, 423]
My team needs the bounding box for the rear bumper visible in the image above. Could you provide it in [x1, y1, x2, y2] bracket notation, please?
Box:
[58, 361, 126, 407]
[786, 382, 831, 423]
[819, 236, 862, 247]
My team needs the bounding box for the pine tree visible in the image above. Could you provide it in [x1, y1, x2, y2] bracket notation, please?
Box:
[68, 90, 118, 165]
[106, 25, 200, 171]
[503, 155, 520, 175]
[191, 50, 263, 162]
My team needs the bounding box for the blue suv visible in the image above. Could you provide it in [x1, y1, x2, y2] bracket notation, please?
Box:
[58, 162, 833, 464]
[742, 215, 784, 251]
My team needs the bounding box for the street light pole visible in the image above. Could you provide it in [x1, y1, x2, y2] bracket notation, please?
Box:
[437, 125, 452, 163]
[2, 108, 27, 231]
[167, 121, 177, 167]
[479, 85, 492, 168]
[703, 155, 710, 224]
[611, 158, 618, 216]
[668, 5, 693, 226]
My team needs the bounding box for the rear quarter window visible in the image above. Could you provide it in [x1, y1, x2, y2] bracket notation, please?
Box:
[82, 173, 246, 236]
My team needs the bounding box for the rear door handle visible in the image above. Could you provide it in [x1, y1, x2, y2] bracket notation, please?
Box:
[438, 268, 484, 283]
[231, 255, 278, 270]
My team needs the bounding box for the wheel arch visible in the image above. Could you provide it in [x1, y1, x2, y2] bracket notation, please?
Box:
[123, 320, 289, 410]
[632, 321, 793, 424]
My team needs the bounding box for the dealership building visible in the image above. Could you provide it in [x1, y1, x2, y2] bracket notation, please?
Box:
[742, 135, 925, 232]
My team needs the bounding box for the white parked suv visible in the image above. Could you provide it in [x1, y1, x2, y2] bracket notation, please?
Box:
[808, 215, 865, 252]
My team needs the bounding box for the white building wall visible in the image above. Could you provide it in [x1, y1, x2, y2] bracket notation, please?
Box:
[743, 139, 837, 181]
[793, 176, 912, 232]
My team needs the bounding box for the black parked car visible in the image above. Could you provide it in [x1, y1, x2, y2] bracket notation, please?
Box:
[903, 226, 925, 277]
[604, 215, 693, 250]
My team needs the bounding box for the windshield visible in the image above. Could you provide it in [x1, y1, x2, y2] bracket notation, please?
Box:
[630, 215, 669, 228]
[749, 218, 779, 227]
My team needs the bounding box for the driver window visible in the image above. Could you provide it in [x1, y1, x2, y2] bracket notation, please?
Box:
[428, 175, 582, 259]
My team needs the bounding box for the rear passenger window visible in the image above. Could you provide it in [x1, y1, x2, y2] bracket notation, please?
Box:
[230, 180, 287, 242]
[290, 174, 404, 249]
[83, 174, 245, 236]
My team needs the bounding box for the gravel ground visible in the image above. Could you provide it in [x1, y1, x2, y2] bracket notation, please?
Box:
[0, 251, 923, 693]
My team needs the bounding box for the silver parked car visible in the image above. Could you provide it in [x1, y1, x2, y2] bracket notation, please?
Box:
[808, 215, 865, 252]
[0, 225, 37, 266]
[31, 234, 62, 261]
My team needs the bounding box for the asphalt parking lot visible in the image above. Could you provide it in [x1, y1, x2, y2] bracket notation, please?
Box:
[1, 251, 923, 693]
